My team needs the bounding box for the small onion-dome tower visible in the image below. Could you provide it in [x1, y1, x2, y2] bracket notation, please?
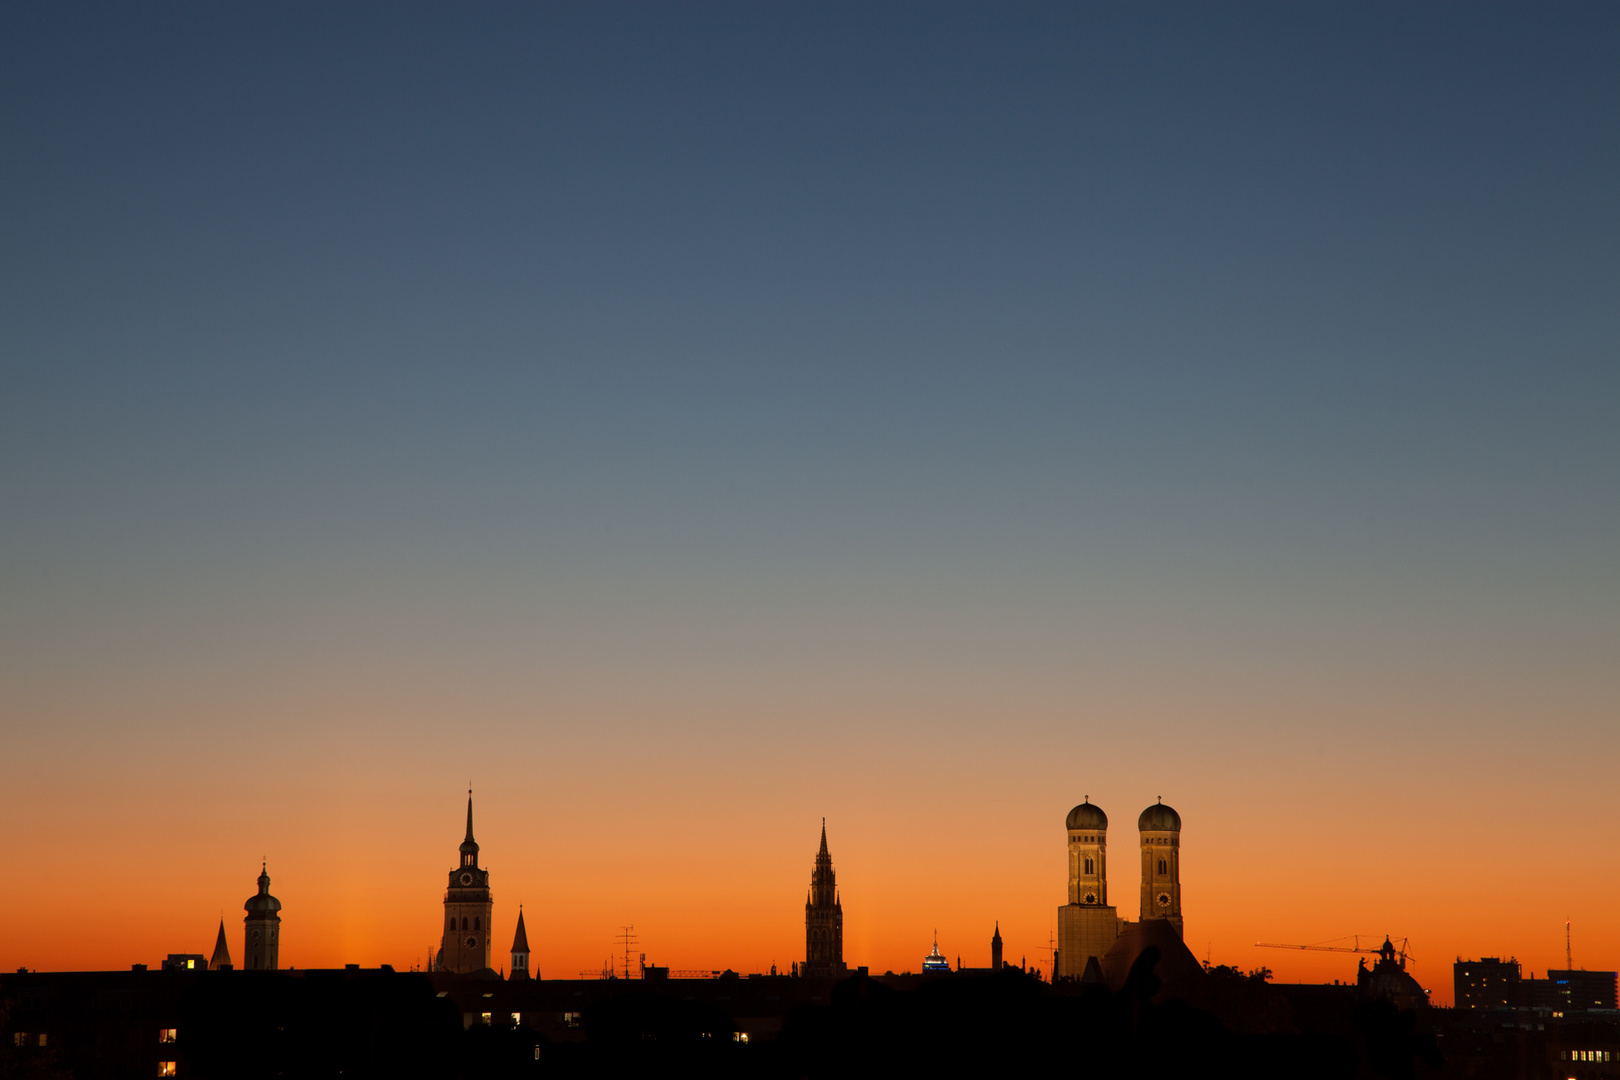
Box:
[1138, 799, 1183, 936]
[243, 863, 282, 970]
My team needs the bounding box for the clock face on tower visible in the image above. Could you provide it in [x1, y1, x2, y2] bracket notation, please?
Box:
[460, 872, 473, 886]
[1156, 892, 1171, 909]
[465, 936, 477, 950]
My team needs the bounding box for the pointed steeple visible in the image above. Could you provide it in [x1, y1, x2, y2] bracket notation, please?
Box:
[509, 906, 532, 980]
[511, 908, 530, 953]
[809, 818, 836, 907]
[210, 918, 233, 970]
[459, 789, 479, 868]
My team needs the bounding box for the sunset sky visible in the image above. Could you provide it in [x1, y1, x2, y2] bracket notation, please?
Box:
[2, 4, 1617, 1004]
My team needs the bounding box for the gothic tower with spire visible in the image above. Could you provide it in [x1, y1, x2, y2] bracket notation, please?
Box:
[438, 791, 494, 973]
[991, 922, 1003, 970]
[803, 820, 847, 979]
[243, 864, 281, 971]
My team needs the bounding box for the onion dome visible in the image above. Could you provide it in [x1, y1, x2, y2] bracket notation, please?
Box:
[1137, 800, 1181, 832]
[245, 864, 282, 915]
[1066, 799, 1107, 830]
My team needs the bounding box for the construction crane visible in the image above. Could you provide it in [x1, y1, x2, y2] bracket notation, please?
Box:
[1255, 935, 1414, 967]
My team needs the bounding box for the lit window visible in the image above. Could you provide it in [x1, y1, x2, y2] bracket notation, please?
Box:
[186, 959, 195, 969]
[562, 1011, 582, 1028]
[160, 1029, 177, 1043]
[159, 1063, 177, 1077]
[481, 1012, 491, 1024]
[733, 1032, 749, 1043]
[37, 1034, 47, 1047]
[13, 1034, 26, 1047]
[510, 1012, 521, 1024]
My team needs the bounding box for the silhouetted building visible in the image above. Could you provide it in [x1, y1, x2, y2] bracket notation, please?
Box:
[209, 918, 232, 970]
[438, 792, 494, 974]
[161, 954, 206, 972]
[510, 907, 532, 981]
[802, 820, 847, 978]
[1455, 956, 1519, 1008]
[1357, 937, 1427, 1010]
[1543, 969, 1620, 1012]
[243, 863, 281, 970]
[1056, 799, 1119, 980]
[1137, 799, 1182, 936]
[990, 922, 1003, 970]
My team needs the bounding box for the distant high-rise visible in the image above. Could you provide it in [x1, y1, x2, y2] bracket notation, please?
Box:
[1056, 799, 1118, 980]
[803, 820, 847, 979]
[510, 907, 531, 981]
[1455, 957, 1520, 1009]
[438, 792, 494, 974]
[243, 864, 281, 970]
[209, 919, 233, 971]
[1138, 800, 1183, 937]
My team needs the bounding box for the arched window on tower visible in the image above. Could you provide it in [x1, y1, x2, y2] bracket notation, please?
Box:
[1158, 858, 1167, 875]
[1084, 857, 1094, 874]
[447, 917, 454, 931]
[474, 917, 481, 931]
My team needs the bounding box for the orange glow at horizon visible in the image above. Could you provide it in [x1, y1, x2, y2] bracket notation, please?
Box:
[5, 726, 1615, 1009]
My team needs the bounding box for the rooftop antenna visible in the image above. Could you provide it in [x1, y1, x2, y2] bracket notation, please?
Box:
[617, 925, 639, 980]
[1566, 920, 1573, 971]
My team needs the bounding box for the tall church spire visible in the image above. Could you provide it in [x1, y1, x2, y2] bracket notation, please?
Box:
[804, 819, 846, 978]
[459, 790, 479, 868]
[440, 792, 494, 974]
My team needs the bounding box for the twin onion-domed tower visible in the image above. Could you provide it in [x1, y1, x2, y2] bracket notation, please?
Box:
[1055, 797, 1183, 981]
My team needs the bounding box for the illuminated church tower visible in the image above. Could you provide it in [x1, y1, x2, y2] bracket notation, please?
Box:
[1056, 799, 1118, 980]
[1138, 799, 1183, 937]
[243, 863, 281, 971]
[438, 792, 494, 973]
[803, 820, 847, 979]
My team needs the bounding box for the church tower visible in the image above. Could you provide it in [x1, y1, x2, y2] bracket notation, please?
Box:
[509, 907, 531, 981]
[243, 863, 281, 971]
[991, 922, 1003, 970]
[438, 792, 494, 973]
[1138, 799, 1183, 937]
[803, 820, 847, 979]
[1056, 799, 1118, 980]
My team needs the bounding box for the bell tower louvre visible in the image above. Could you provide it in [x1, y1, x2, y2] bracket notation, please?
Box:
[803, 820, 847, 979]
[437, 790, 494, 974]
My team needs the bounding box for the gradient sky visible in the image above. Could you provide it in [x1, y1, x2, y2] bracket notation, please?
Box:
[2, 4, 1617, 1003]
